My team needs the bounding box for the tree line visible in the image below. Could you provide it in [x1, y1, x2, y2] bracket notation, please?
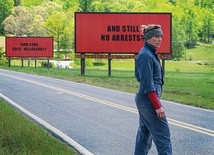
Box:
[1, 0, 214, 59]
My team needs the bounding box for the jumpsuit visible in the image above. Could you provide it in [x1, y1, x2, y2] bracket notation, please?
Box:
[134, 42, 172, 155]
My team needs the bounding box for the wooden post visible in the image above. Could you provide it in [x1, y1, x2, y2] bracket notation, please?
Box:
[28, 58, 30, 67]
[134, 54, 137, 77]
[8, 57, 11, 67]
[81, 53, 85, 76]
[35, 59, 37, 68]
[47, 59, 50, 69]
[108, 53, 112, 76]
[21, 58, 24, 67]
[162, 59, 166, 77]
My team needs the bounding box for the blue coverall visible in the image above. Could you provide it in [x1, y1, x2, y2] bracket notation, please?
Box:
[134, 42, 172, 155]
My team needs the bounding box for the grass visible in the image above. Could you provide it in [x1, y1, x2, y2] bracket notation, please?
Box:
[0, 99, 77, 155]
[185, 43, 214, 60]
[165, 60, 214, 73]
[163, 71, 214, 109]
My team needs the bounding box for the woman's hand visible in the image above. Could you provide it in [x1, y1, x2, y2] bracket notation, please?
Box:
[155, 107, 165, 118]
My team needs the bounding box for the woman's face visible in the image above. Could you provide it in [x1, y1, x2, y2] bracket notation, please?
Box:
[147, 36, 162, 49]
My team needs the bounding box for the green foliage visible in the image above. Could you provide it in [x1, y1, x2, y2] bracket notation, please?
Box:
[0, 46, 6, 65]
[199, 9, 214, 43]
[78, 0, 94, 12]
[43, 12, 70, 58]
[3, 6, 33, 36]
[22, 0, 46, 7]
[14, 0, 22, 6]
[63, 0, 79, 11]
[3, 1, 63, 36]
[0, 0, 14, 33]
[41, 61, 54, 68]
[29, 15, 47, 36]
[1, 0, 214, 60]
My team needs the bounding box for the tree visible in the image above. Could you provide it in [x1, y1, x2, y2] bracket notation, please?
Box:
[91, 0, 111, 12]
[0, 0, 14, 34]
[171, 16, 186, 60]
[31, 1, 63, 21]
[60, 8, 77, 59]
[14, 0, 22, 6]
[63, 0, 79, 11]
[194, 0, 214, 12]
[22, 0, 45, 7]
[29, 15, 47, 36]
[168, 0, 176, 5]
[43, 12, 69, 59]
[3, 6, 33, 36]
[200, 9, 214, 43]
[78, 0, 94, 12]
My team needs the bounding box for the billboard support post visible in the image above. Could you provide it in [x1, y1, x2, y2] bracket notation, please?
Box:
[35, 59, 37, 68]
[162, 59, 166, 77]
[81, 53, 85, 76]
[21, 58, 24, 67]
[28, 58, 30, 67]
[108, 54, 112, 76]
[8, 57, 11, 67]
[135, 54, 137, 77]
[47, 59, 50, 69]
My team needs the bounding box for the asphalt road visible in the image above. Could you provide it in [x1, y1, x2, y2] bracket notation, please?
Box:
[0, 69, 213, 155]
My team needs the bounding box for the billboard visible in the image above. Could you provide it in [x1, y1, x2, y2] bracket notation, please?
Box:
[6, 37, 53, 58]
[75, 12, 172, 54]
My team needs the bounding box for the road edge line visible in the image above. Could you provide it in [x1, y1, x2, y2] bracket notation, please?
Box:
[0, 93, 94, 155]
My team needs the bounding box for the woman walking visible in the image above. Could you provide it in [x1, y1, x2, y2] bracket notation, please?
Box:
[134, 24, 172, 155]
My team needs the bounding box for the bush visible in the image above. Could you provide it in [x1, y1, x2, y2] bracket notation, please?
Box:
[0, 48, 7, 66]
[93, 62, 106, 66]
[41, 61, 54, 68]
[185, 41, 197, 48]
[0, 59, 7, 65]
[196, 62, 203, 65]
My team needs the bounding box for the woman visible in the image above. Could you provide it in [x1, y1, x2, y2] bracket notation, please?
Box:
[134, 24, 172, 155]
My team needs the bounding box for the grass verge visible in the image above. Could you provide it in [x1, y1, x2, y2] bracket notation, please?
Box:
[0, 99, 77, 155]
[163, 71, 214, 109]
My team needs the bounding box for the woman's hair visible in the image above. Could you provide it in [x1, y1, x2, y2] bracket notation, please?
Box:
[141, 24, 163, 40]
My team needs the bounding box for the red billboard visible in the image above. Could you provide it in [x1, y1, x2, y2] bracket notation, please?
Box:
[6, 37, 53, 58]
[75, 13, 172, 54]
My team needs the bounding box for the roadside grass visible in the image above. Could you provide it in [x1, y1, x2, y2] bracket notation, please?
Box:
[185, 43, 214, 60]
[163, 71, 214, 109]
[0, 99, 77, 155]
[165, 60, 214, 73]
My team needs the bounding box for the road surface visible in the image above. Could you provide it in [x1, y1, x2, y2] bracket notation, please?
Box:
[0, 69, 213, 155]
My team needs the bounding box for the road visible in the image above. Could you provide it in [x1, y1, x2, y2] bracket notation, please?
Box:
[0, 69, 213, 155]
